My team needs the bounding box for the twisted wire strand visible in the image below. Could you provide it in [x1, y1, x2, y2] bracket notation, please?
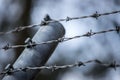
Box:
[0, 10, 120, 35]
[1, 26, 120, 50]
[0, 59, 119, 75]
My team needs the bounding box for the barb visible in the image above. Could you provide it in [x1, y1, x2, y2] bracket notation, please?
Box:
[1, 26, 120, 50]
[0, 10, 120, 35]
[1, 59, 120, 75]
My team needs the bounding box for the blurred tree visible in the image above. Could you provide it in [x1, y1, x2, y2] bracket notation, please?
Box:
[0, 0, 33, 79]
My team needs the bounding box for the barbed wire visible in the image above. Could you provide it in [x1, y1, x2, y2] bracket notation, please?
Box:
[41, 10, 120, 25]
[0, 59, 119, 75]
[1, 26, 120, 50]
[0, 10, 120, 35]
[0, 24, 41, 35]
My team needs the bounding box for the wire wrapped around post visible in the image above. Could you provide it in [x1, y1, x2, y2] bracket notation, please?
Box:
[2, 15, 65, 80]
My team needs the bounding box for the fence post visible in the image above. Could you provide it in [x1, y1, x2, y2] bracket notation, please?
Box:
[2, 16, 65, 80]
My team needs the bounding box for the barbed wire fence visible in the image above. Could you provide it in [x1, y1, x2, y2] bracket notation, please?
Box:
[0, 10, 120, 76]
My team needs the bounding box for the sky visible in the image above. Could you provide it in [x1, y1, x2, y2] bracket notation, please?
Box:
[30, 0, 120, 80]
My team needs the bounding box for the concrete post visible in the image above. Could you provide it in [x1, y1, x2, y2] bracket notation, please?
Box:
[2, 18, 65, 80]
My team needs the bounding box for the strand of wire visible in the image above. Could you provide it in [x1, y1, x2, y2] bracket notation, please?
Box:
[0, 24, 41, 35]
[0, 10, 120, 35]
[0, 59, 119, 75]
[1, 26, 120, 50]
[41, 10, 120, 25]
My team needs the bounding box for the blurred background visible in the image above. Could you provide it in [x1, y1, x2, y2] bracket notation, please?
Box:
[0, 0, 120, 80]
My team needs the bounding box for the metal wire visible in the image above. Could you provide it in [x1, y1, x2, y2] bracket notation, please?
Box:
[0, 10, 120, 35]
[0, 59, 119, 75]
[0, 10, 120, 76]
[1, 26, 120, 50]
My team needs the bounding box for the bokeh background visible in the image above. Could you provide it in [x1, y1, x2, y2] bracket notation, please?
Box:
[0, 0, 120, 80]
